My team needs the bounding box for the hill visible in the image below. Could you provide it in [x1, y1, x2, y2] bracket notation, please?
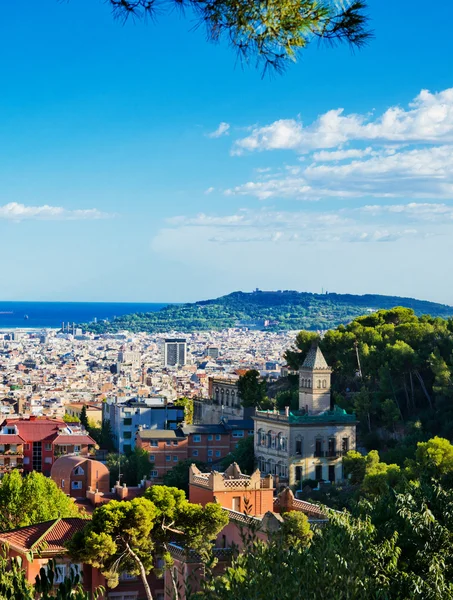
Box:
[81, 290, 453, 334]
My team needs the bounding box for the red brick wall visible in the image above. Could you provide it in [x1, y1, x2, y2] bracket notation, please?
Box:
[137, 437, 188, 481]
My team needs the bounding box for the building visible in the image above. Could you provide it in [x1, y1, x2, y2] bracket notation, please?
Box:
[0, 518, 103, 593]
[205, 346, 220, 360]
[253, 343, 357, 487]
[103, 396, 184, 453]
[0, 417, 96, 476]
[0, 431, 24, 476]
[65, 402, 103, 426]
[194, 377, 254, 424]
[136, 420, 254, 481]
[50, 455, 110, 498]
[162, 338, 187, 368]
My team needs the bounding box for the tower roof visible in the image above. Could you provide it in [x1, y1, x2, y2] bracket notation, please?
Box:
[301, 344, 329, 370]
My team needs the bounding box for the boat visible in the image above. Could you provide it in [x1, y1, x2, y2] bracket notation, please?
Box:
[24, 314, 29, 320]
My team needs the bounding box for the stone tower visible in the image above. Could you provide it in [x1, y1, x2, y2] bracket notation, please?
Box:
[298, 343, 332, 414]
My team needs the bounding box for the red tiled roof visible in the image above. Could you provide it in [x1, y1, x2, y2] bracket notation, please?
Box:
[0, 518, 88, 556]
[3, 419, 66, 442]
[0, 435, 25, 444]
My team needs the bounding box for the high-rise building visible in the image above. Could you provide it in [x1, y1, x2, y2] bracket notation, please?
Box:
[162, 338, 187, 367]
[205, 346, 220, 360]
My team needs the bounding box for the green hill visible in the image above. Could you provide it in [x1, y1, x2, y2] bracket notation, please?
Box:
[81, 290, 453, 334]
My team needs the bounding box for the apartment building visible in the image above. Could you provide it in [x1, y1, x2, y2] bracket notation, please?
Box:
[103, 396, 184, 453]
[0, 417, 96, 476]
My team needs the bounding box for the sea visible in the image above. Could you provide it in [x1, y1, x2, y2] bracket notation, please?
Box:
[0, 302, 170, 330]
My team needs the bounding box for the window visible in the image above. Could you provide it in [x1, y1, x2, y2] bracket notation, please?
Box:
[215, 434, 221, 441]
[120, 572, 137, 581]
[72, 481, 82, 490]
[173, 456, 178, 462]
[192, 450, 198, 457]
[150, 441, 158, 447]
[73, 445, 80, 453]
[54, 564, 66, 584]
[123, 444, 131, 454]
[322, 379, 327, 389]
[123, 418, 132, 426]
[249, 430, 254, 435]
[150, 470, 158, 477]
[193, 435, 201, 443]
[44, 457, 52, 464]
[166, 455, 171, 462]
[215, 450, 221, 457]
[70, 564, 82, 578]
[295, 438, 302, 455]
[315, 465, 323, 481]
[123, 431, 132, 439]
[61, 479, 65, 489]
[207, 458, 212, 463]
[232, 430, 244, 438]
[172, 441, 178, 446]
[208, 449, 213, 456]
[232, 496, 240, 511]
[342, 438, 349, 453]
[328, 437, 336, 457]
[328, 465, 336, 483]
[149, 455, 155, 462]
[45, 443, 52, 451]
[207, 434, 213, 441]
[315, 439, 323, 457]
[166, 441, 172, 446]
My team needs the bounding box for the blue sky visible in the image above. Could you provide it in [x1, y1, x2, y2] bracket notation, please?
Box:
[1, 0, 453, 304]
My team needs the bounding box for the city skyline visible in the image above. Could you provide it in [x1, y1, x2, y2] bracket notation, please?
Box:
[1, 1, 453, 304]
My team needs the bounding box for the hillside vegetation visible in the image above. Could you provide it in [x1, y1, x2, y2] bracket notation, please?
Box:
[82, 290, 453, 334]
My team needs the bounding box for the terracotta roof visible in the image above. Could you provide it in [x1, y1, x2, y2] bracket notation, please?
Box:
[0, 518, 88, 556]
[301, 344, 330, 370]
[0, 435, 25, 444]
[3, 419, 66, 442]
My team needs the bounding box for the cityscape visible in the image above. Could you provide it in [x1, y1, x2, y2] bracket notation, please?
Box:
[2, 0, 453, 599]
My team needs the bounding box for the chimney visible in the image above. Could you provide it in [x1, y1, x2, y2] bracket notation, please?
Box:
[285, 406, 290, 417]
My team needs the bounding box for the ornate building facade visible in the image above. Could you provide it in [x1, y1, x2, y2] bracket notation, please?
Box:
[253, 344, 356, 487]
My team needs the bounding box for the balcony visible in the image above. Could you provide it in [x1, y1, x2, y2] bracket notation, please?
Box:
[314, 450, 347, 459]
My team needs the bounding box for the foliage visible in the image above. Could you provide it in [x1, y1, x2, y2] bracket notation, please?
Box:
[82, 291, 453, 335]
[99, 418, 115, 452]
[106, 1, 371, 73]
[175, 397, 194, 425]
[238, 370, 267, 408]
[221, 436, 255, 474]
[79, 405, 88, 429]
[162, 459, 207, 494]
[201, 509, 399, 600]
[106, 447, 153, 487]
[63, 412, 79, 423]
[68, 498, 157, 598]
[0, 470, 81, 532]
[279, 511, 312, 549]
[412, 436, 453, 478]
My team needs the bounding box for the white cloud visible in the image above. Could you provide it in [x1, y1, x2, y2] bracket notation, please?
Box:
[0, 202, 112, 221]
[227, 145, 453, 201]
[312, 147, 376, 161]
[208, 122, 230, 138]
[233, 88, 453, 154]
[204, 187, 215, 194]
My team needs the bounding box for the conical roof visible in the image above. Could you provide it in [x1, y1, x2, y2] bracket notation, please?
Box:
[301, 344, 329, 370]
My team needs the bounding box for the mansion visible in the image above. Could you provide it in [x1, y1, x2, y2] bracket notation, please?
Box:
[254, 344, 356, 487]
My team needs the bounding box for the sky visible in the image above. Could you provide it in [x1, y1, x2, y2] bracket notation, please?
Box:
[1, 0, 453, 304]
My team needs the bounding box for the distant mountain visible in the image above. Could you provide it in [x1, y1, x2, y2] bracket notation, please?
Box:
[81, 290, 453, 334]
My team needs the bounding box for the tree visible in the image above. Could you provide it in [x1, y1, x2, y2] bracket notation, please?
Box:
[413, 436, 453, 478]
[238, 370, 267, 408]
[343, 450, 367, 484]
[105, 0, 371, 73]
[99, 419, 115, 452]
[144, 486, 229, 599]
[79, 405, 88, 429]
[163, 459, 207, 494]
[174, 397, 194, 425]
[106, 448, 153, 487]
[221, 436, 255, 474]
[63, 413, 80, 423]
[279, 511, 312, 549]
[0, 470, 81, 532]
[68, 498, 157, 600]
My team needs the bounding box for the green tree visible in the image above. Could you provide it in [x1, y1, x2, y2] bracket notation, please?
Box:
[342, 450, 367, 484]
[280, 511, 312, 549]
[174, 397, 194, 425]
[144, 486, 229, 599]
[413, 436, 453, 478]
[0, 470, 81, 532]
[99, 419, 116, 452]
[105, 0, 370, 73]
[238, 370, 267, 408]
[163, 459, 207, 494]
[63, 413, 80, 423]
[221, 436, 255, 474]
[68, 498, 157, 600]
[79, 405, 88, 429]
